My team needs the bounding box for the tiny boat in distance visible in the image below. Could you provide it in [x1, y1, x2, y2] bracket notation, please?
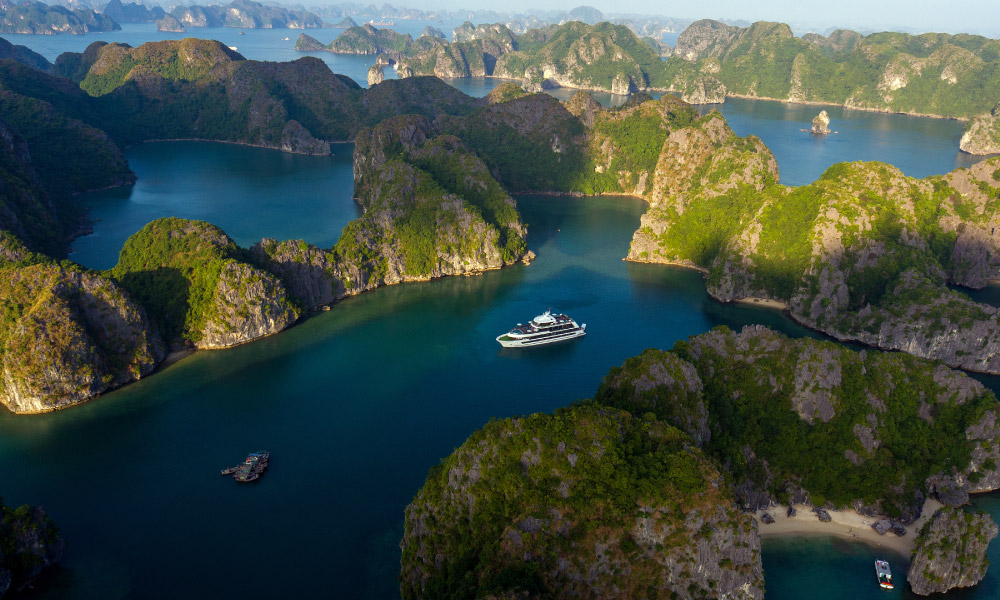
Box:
[875, 559, 893, 590]
[496, 310, 586, 348]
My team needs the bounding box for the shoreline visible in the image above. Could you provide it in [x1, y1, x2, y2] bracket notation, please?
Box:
[756, 499, 943, 556]
[735, 296, 788, 310]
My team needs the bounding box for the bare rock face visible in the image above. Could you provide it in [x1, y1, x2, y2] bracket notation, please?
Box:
[401, 405, 764, 600]
[960, 109, 1000, 155]
[594, 348, 710, 445]
[674, 19, 739, 61]
[155, 15, 185, 32]
[250, 238, 343, 310]
[0, 264, 165, 414]
[610, 72, 638, 96]
[908, 508, 998, 595]
[367, 64, 384, 86]
[198, 261, 299, 349]
[810, 110, 831, 134]
[395, 64, 414, 78]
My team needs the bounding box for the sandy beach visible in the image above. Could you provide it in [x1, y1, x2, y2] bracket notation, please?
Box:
[755, 500, 944, 555]
[736, 297, 788, 310]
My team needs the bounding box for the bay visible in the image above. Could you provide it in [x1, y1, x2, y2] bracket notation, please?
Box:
[1, 20, 998, 600]
[6, 141, 1000, 599]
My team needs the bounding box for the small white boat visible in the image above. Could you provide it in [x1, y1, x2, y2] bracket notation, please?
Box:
[496, 310, 585, 348]
[228, 46, 238, 51]
[875, 559, 893, 590]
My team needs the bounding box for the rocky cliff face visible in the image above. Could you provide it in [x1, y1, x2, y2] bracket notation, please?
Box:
[250, 238, 343, 310]
[960, 108, 1000, 155]
[598, 326, 1000, 520]
[401, 404, 763, 600]
[626, 117, 1000, 375]
[198, 261, 298, 349]
[0, 500, 64, 596]
[341, 114, 526, 292]
[155, 15, 185, 33]
[0, 262, 165, 413]
[810, 110, 831, 134]
[367, 64, 384, 86]
[908, 507, 998, 595]
[110, 218, 299, 350]
[627, 111, 777, 264]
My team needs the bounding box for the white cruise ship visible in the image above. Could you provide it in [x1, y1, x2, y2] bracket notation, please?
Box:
[496, 310, 586, 348]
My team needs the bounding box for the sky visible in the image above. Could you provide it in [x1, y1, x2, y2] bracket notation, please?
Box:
[390, 0, 1000, 37]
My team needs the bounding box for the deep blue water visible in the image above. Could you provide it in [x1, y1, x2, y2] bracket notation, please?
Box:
[1, 140, 995, 599]
[69, 141, 359, 270]
[1, 22, 998, 600]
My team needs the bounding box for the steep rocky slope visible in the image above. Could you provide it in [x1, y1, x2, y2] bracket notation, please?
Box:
[597, 326, 1000, 520]
[109, 218, 298, 350]
[627, 129, 1000, 374]
[401, 404, 763, 600]
[909, 507, 998, 595]
[0, 499, 63, 596]
[961, 108, 1000, 155]
[0, 244, 164, 413]
[339, 114, 527, 292]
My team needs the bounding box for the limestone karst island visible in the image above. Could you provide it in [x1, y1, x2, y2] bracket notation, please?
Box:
[2, 0, 1000, 598]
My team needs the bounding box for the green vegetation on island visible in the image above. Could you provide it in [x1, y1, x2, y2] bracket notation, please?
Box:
[628, 143, 1000, 373]
[404, 325, 1000, 597]
[109, 218, 298, 348]
[909, 507, 999, 595]
[598, 326, 999, 517]
[401, 404, 764, 600]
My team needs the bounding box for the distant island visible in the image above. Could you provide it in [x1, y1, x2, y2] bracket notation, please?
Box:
[2, 37, 1000, 416]
[301, 18, 1000, 154]
[0, 0, 118, 35]
[167, 0, 325, 29]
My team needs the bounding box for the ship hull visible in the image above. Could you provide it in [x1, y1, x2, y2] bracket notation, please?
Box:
[496, 328, 586, 348]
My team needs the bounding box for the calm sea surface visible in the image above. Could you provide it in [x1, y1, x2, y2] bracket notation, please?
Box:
[3, 24, 1000, 600]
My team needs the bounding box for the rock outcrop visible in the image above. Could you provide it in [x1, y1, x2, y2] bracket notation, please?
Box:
[401, 404, 764, 600]
[810, 110, 831, 134]
[0, 500, 64, 595]
[250, 238, 342, 310]
[0, 261, 165, 414]
[960, 107, 1000, 155]
[367, 64, 384, 86]
[110, 218, 299, 350]
[155, 15, 185, 33]
[626, 120, 1000, 375]
[597, 326, 1000, 519]
[341, 115, 527, 292]
[908, 507, 998, 595]
[198, 261, 298, 349]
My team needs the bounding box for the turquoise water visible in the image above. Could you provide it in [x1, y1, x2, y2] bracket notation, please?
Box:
[1, 22, 997, 598]
[69, 141, 359, 270]
[6, 141, 1000, 599]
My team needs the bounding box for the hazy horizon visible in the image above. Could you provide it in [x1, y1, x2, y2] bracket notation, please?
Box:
[338, 0, 1000, 38]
